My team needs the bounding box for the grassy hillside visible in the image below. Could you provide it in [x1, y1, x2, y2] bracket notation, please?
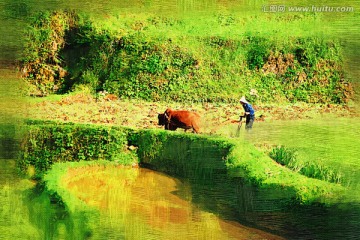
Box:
[20, 10, 354, 104]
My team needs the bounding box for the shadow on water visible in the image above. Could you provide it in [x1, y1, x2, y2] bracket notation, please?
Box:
[48, 165, 286, 239]
[248, 187, 359, 239]
[0, 124, 18, 159]
[172, 166, 360, 240]
[138, 134, 360, 239]
[1, 152, 359, 239]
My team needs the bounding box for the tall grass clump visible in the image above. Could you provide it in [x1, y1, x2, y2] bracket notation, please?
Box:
[269, 145, 298, 167]
[269, 145, 343, 184]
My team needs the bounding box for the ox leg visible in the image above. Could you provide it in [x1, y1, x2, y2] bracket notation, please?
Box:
[192, 124, 200, 133]
[169, 123, 177, 131]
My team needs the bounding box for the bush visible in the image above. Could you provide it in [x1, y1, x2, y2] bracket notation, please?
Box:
[18, 122, 137, 174]
[245, 36, 270, 70]
[21, 10, 80, 95]
[79, 70, 99, 93]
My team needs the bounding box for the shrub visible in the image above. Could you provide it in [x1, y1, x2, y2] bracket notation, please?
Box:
[21, 10, 80, 95]
[79, 70, 99, 93]
[18, 122, 137, 174]
[245, 36, 271, 70]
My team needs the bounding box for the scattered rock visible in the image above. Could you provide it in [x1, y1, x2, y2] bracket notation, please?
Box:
[103, 94, 118, 101]
[131, 162, 139, 168]
[128, 145, 138, 151]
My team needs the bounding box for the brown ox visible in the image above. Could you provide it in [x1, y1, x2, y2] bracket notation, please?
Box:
[158, 108, 201, 133]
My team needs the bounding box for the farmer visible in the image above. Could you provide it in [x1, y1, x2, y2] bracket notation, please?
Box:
[239, 96, 255, 131]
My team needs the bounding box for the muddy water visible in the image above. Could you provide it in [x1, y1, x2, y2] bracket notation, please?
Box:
[1, 144, 360, 239]
[62, 165, 283, 240]
[0, 157, 282, 239]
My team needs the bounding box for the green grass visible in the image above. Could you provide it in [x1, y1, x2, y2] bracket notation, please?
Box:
[242, 116, 360, 189]
[269, 145, 344, 184]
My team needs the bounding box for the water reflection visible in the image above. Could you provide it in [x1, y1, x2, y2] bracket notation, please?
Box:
[1, 158, 360, 239]
[62, 165, 284, 239]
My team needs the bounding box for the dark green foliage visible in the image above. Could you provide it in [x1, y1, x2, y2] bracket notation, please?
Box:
[293, 38, 341, 67]
[132, 130, 167, 165]
[18, 122, 137, 173]
[245, 36, 270, 70]
[2, 0, 32, 20]
[70, 33, 200, 101]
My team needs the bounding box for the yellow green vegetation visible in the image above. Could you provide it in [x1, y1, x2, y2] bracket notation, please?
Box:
[3, 1, 360, 238]
[18, 121, 138, 174]
[0, 160, 39, 240]
[20, 10, 353, 104]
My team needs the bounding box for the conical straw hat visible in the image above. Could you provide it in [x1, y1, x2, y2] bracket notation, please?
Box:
[239, 96, 248, 103]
